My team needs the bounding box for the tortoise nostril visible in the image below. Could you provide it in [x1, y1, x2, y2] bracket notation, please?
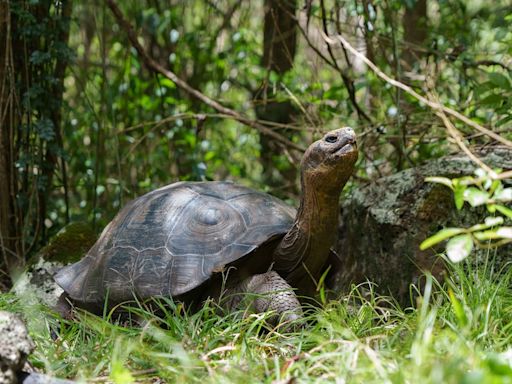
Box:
[325, 135, 338, 143]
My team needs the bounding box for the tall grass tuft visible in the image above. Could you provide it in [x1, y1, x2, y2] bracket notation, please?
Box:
[1, 254, 511, 383]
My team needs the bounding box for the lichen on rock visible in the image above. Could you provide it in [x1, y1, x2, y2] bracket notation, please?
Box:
[0, 311, 35, 384]
[330, 148, 512, 302]
[13, 222, 96, 308]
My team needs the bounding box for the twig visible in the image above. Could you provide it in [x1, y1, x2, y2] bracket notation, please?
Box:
[322, 33, 512, 150]
[320, 0, 372, 123]
[295, 6, 373, 123]
[468, 59, 511, 71]
[495, 170, 512, 180]
[105, 0, 305, 153]
[121, 113, 307, 135]
[435, 108, 496, 176]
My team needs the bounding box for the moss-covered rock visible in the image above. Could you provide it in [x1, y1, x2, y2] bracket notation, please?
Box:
[13, 222, 96, 308]
[330, 148, 512, 303]
[36, 221, 96, 265]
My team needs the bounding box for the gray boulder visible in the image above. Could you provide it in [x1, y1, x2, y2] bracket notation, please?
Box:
[0, 311, 34, 384]
[330, 147, 512, 303]
[0, 311, 75, 384]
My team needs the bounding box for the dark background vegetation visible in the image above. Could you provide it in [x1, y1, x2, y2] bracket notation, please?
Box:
[1, 0, 511, 288]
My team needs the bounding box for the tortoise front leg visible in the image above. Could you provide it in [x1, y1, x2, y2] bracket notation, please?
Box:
[224, 271, 303, 325]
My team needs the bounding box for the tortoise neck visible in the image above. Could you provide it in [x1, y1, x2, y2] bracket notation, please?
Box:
[273, 182, 341, 290]
[296, 187, 340, 244]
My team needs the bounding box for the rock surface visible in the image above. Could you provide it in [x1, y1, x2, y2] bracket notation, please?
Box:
[330, 147, 512, 303]
[13, 222, 96, 308]
[0, 311, 34, 384]
[18, 372, 74, 384]
[0, 311, 75, 384]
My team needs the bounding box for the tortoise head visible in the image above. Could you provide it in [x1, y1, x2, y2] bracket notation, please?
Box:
[300, 127, 358, 195]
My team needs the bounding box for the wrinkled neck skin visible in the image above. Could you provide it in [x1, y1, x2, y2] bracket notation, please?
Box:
[273, 171, 349, 295]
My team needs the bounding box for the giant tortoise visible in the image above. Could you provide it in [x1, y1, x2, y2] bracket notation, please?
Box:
[55, 127, 357, 323]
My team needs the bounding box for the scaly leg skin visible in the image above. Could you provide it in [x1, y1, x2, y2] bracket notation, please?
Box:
[55, 292, 74, 320]
[225, 271, 303, 327]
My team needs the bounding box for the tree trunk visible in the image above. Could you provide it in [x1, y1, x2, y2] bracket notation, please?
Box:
[0, 0, 73, 287]
[401, 0, 428, 69]
[257, 0, 298, 197]
[0, 0, 21, 285]
[40, 0, 73, 237]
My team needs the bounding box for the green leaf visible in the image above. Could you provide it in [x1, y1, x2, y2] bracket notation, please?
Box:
[473, 227, 512, 241]
[473, 229, 501, 241]
[457, 176, 477, 186]
[494, 188, 512, 202]
[448, 288, 467, 327]
[35, 118, 55, 141]
[425, 176, 453, 189]
[29, 50, 51, 65]
[479, 93, 503, 106]
[454, 184, 466, 210]
[488, 179, 501, 195]
[468, 217, 503, 232]
[446, 234, 473, 263]
[484, 216, 504, 227]
[204, 151, 216, 161]
[316, 265, 331, 305]
[463, 187, 489, 207]
[488, 72, 511, 90]
[485, 353, 512, 376]
[495, 205, 512, 219]
[420, 227, 465, 250]
[496, 114, 512, 127]
[110, 362, 134, 384]
[496, 227, 512, 239]
[159, 77, 176, 89]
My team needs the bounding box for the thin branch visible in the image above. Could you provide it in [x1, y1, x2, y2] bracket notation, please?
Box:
[496, 170, 512, 180]
[466, 59, 511, 71]
[120, 113, 305, 134]
[293, 6, 372, 124]
[105, 0, 305, 153]
[435, 107, 495, 176]
[319, 0, 372, 123]
[322, 33, 512, 150]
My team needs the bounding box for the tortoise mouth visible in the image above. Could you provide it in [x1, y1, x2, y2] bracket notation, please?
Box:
[335, 142, 356, 156]
[330, 139, 357, 156]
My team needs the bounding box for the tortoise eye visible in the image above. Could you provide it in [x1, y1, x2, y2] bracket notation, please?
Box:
[325, 135, 338, 143]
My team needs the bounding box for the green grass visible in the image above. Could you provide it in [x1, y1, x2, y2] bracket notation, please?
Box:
[2, 256, 512, 383]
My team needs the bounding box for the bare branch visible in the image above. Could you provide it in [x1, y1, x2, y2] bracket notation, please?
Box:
[435, 107, 496, 176]
[318, 0, 372, 123]
[105, 0, 305, 153]
[468, 59, 511, 71]
[323, 32, 512, 150]
[292, 7, 372, 124]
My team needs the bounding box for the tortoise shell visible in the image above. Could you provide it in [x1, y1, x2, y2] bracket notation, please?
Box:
[55, 181, 296, 304]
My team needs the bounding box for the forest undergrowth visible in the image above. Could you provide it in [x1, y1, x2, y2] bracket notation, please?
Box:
[1, 253, 511, 383]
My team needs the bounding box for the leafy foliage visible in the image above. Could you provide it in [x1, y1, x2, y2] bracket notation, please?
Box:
[421, 169, 512, 262]
[3, 0, 508, 248]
